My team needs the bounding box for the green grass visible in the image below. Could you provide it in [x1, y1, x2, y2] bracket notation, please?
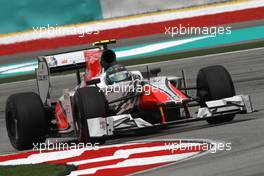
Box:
[1, 40, 264, 84]
[0, 164, 75, 176]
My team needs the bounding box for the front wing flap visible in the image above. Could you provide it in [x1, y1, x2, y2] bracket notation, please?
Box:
[197, 95, 253, 118]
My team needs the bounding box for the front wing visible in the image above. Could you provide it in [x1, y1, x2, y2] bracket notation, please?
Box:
[86, 95, 253, 137]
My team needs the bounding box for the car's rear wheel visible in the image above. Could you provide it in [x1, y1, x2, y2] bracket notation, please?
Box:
[74, 87, 107, 144]
[5, 92, 48, 150]
[196, 65, 236, 124]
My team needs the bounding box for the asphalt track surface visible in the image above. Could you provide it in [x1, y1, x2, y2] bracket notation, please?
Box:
[0, 47, 264, 176]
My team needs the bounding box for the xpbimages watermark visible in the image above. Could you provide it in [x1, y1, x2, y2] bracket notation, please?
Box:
[165, 24, 232, 37]
[33, 24, 100, 38]
[32, 140, 100, 153]
[101, 83, 160, 96]
[164, 140, 232, 154]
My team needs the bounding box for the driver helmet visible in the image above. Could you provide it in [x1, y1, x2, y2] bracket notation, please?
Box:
[105, 64, 131, 84]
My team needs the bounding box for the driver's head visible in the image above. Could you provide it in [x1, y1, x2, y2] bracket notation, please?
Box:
[105, 64, 131, 85]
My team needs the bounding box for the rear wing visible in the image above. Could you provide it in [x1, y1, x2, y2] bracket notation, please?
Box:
[36, 48, 102, 106]
[35, 40, 116, 106]
[38, 39, 116, 73]
[40, 48, 100, 73]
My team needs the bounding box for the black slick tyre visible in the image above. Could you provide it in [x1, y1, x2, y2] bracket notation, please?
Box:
[74, 87, 107, 144]
[5, 92, 47, 150]
[196, 65, 236, 124]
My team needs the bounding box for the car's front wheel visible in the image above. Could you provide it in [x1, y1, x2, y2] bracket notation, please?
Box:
[196, 65, 236, 124]
[74, 87, 107, 144]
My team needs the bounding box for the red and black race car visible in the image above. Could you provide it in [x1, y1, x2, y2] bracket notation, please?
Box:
[5, 40, 253, 150]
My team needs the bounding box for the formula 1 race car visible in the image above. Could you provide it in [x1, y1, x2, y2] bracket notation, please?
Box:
[5, 40, 254, 150]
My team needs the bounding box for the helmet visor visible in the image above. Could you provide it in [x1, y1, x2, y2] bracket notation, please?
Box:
[108, 71, 130, 83]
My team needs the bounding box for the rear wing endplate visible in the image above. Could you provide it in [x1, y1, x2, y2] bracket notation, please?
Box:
[35, 48, 101, 105]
